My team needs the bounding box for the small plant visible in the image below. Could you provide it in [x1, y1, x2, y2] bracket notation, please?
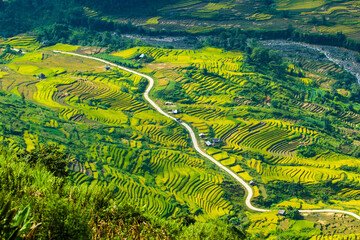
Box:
[0, 197, 35, 240]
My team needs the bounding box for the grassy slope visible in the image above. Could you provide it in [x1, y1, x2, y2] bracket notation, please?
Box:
[2, 36, 360, 238]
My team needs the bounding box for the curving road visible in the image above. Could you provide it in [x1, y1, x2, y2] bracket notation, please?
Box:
[53, 50, 360, 220]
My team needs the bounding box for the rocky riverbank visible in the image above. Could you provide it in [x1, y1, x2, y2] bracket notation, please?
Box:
[262, 40, 360, 84]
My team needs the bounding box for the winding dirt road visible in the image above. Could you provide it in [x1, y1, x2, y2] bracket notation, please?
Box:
[53, 50, 360, 221]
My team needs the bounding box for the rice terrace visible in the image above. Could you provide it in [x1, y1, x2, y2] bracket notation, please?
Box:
[2, 0, 360, 239]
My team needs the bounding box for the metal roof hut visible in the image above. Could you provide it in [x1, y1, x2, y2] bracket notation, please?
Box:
[213, 138, 221, 144]
[37, 73, 46, 79]
[278, 210, 286, 216]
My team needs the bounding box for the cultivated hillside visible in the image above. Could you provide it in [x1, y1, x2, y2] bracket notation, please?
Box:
[1, 35, 360, 238]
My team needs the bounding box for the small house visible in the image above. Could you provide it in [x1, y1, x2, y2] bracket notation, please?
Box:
[205, 141, 212, 147]
[139, 53, 146, 59]
[278, 210, 286, 216]
[249, 180, 255, 186]
[176, 118, 182, 122]
[199, 133, 205, 138]
[172, 109, 179, 114]
[37, 73, 46, 79]
[165, 102, 172, 105]
[105, 65, 111, 71]
[213, 138, 221, 144]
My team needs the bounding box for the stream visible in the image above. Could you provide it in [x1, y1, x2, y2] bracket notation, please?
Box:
[261, 40, 360, 84]
[122, 34, 360, 84]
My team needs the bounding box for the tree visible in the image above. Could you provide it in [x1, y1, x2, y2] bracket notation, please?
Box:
[135, 78, 148, 93]
[309, 16, 319, 25]
[320, 192, 329, 203]
[286, 206, 301, 220]
[4, 44, 11, 53]
[297, 145, 316, 158]
[322, 15, 327, 26]
[250, 47, 270, 64]
[17, 145, 69, 177]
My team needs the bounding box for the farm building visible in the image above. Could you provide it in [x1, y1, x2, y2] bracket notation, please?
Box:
[172, 109, 179, 114]
[37, 73, 46, 79]
[249, 180, 255, 186]
[213, 138, 221, 144]
[199, 133, 205, 138]
[105, 65, 111, 71]
[205, 141, 212, 147]
[277, 210, 286, 216]
[139, 53, 146, 58]
[165, 102, 172, 105]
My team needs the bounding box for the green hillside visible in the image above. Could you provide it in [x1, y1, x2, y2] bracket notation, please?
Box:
[0, 145, 246, 239]
[1, 33, 360, 238]
[0, 41, 240, 223]
[1, 0, 360, 46]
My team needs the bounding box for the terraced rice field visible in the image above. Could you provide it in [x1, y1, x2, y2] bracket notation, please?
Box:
[110, 46, 360, 194]
[248, 156, 360, 185]
[108, 45, 360, 208]
[70, 145, 232, 220]
[4, 50, 154, 126]
[4, 43, 360, 232]
[310, 234, 360, 240]
[0, 53, 17, 60]
[223, 120, 306, 155]
[0, 36, 41, 50]
[0, 46, 241, 220]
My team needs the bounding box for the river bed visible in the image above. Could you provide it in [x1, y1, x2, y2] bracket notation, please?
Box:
[261, 40, 360, 84]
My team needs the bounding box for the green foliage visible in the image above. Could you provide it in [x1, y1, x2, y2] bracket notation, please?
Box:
[246, 47, 286, 78]
[286, 207, 301, 220]
[154, 81, 194, 103]
[95, 54, 141, 69]
[256, 182, 310, 207]
[0, 146, 247, 239]
[296, 145, 317, 158]
[181, 221, 246, 240]
[17, 145, 69, 177]
[37, 196, 89, 240]
[0, 197, 33, 240]
[134, 78, 149, 93]
[35, 24, 141, 52]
